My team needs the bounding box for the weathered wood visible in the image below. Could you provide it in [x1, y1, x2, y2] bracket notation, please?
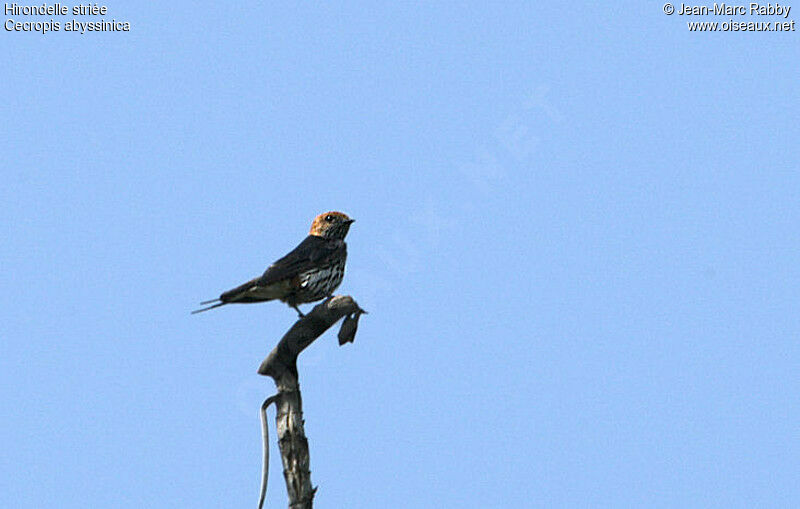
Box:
[273, 373, 315, 509]
[258, 295, 365, 509]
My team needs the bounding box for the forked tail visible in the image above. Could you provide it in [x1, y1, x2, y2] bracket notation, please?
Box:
[191, 299, 226, 314]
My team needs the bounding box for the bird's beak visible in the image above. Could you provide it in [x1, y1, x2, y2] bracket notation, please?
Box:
[346, 219, 355, 224]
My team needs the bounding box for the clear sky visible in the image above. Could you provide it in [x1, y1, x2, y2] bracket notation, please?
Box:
[2, 2, 799, 508]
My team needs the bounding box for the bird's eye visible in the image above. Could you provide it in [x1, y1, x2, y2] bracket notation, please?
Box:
[325, 215, 335, 222]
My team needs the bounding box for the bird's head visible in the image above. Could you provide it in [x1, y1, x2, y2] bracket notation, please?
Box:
[309, 211, 355, 239]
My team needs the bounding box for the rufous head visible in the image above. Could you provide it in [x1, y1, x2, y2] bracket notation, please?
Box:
[309, 211, 355, 239]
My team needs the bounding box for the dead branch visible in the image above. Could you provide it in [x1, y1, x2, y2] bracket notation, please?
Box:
[257, 295, 366, 509]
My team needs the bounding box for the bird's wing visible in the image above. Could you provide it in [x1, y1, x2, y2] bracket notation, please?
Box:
[218, 276, 265, 303]
[257, 235, 346, 286]
[215, 236, 345, 304]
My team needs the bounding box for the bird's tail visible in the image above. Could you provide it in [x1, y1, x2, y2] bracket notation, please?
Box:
[191, 299, 226, 314]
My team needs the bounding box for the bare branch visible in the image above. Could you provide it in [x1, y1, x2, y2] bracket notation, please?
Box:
[258, 295, 364, 378]
[258, 394, 280, 509]
[257, 295, 365, 509]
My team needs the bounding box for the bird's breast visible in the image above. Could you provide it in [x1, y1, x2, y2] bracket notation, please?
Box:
[295, 259, 346, 301]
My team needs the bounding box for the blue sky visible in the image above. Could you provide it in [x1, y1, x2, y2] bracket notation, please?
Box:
[2, 2, 799, 507]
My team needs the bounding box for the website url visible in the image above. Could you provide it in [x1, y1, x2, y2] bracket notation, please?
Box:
[688, 20, 797, 31]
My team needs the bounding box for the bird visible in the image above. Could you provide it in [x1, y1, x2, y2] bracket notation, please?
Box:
[192, 211, 354, 317]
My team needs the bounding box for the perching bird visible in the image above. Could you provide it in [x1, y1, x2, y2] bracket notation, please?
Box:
[192, 211, 354, 317]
